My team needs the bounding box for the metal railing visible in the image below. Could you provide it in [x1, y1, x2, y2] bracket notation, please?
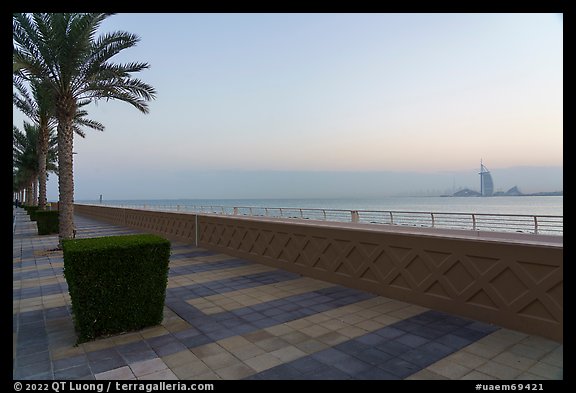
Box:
[79, 202, 563, 236]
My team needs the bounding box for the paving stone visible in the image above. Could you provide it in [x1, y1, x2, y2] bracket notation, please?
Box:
[130, 358, 167, 377]
[335, 339, 371, 356]
[171, 360, 212, 379]
[300, 365, 351, 380]
[460, 370, 497, 380]
[53, 354, 89, 371]
[477, 361, 523, 379]
[254, 337, 290, 352]
[153, 340, 188, 357]
[121, 349, 158, 364]
[509, 343, 554, 361]
[280, 331, 310, 345]
[525, 361, 563, 379]
[243, 353, 284, 373]
[355, 333, 388, 346]
[376, 340, 413, 357]
[539, 349, 563, 368]
[54, 364, 93, 380]
[310, 348, 353, 366]
[332, 356, 373, 375]
[214, 363, 255, 379]
[427, 359, 472, 379]
[405, 369, 449, 380]
[13, 362, 53, 379]
[493, 351, 538, 371]
[289, 356, 326, 374]
[86, 348, 122, 362]
[202, 352, 239, 370]
[355, 367, 399, 380]
[138, 368, 178, 380]
[161, 350, 200, 369]
[436, 333, 474, 350]
[257, 364, 308, 380]
[395, 333, 430, 348]
[353, 347, 394, 365]
[443, 351, 487, 369]
[89, 356, 127, 374]
[227, 343, 266, 360]
[378, 358, 421, 378]
[94, 366, 135, 380]
[191, 343, 227, 359]
[180, 334, 213, 349]
[16, 350, 52, 367]
[515, 372, 547, 380]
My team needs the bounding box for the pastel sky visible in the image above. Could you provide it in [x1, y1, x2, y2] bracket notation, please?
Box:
[13, 13, 563, 200]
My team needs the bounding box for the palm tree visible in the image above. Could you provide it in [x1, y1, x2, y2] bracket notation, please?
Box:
[13, 121, 58, 206]
[13, 77, 52, 208]
[13, 168, 27, 205]
[13, 13, 157, 243]
[13, 123, 39, 206]
[14, 169, 31, 206]
[13, 76, 105, 210]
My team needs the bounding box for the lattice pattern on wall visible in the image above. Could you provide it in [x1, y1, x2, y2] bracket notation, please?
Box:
[198, 216, 563, 342]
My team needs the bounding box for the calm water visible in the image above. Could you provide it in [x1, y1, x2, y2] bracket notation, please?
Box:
[78, 196, 563, 217]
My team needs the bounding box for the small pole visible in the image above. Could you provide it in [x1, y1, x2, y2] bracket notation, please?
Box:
[99, 194, 102, 204]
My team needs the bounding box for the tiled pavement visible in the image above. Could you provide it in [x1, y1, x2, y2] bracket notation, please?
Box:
[12, 208, 563, 380]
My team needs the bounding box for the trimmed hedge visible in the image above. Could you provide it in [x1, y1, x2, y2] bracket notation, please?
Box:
[62, 234, 171, 343]
[28, 206, 42, 221]
[25, 205, 40, 220]
[36, 210, 59, 235]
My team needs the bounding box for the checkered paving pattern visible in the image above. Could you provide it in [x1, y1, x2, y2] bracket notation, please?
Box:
[13, 208, 563, 380]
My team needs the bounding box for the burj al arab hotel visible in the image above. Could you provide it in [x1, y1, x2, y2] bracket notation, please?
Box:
[479, 160, 494, 197]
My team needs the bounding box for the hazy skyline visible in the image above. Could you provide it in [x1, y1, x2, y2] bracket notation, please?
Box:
[13, 13, 563, 200]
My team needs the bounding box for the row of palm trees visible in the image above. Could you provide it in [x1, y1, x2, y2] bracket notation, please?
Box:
[13, 120, 57, 206]
[13, 13, 157, 245]
[13, 77, 104, 207]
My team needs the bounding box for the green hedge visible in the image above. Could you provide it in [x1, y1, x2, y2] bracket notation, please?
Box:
[35, 210, 59, 235]
[28, 206, 41, 221]
[62, 234, 171, 343]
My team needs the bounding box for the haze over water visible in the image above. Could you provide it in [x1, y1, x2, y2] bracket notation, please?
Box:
[78, 196, 563, 217]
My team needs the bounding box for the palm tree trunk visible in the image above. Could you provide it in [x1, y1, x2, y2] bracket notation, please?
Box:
[33, 175, 38, 206]
[26, 181, 33, 206]
[37, 128, 48, 209]
[57, 114, 76, 244]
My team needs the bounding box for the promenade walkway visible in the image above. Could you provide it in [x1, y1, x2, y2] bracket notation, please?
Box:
[13, 208, 563, 380]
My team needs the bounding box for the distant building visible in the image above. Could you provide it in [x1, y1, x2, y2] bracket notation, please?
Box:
[505, 186, 522, 196]
[494, 186, 522, 196]
[453, 188, 481, 197]
[479, 160, 494, 197]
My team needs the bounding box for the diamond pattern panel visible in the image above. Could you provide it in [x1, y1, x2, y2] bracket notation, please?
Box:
[197, 215, 563, 342]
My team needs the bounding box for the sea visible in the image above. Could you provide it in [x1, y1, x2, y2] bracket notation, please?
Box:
[77, 196, 563, 217]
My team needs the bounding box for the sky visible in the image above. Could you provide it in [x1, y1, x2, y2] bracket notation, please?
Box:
[12, 13, 563, 200]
